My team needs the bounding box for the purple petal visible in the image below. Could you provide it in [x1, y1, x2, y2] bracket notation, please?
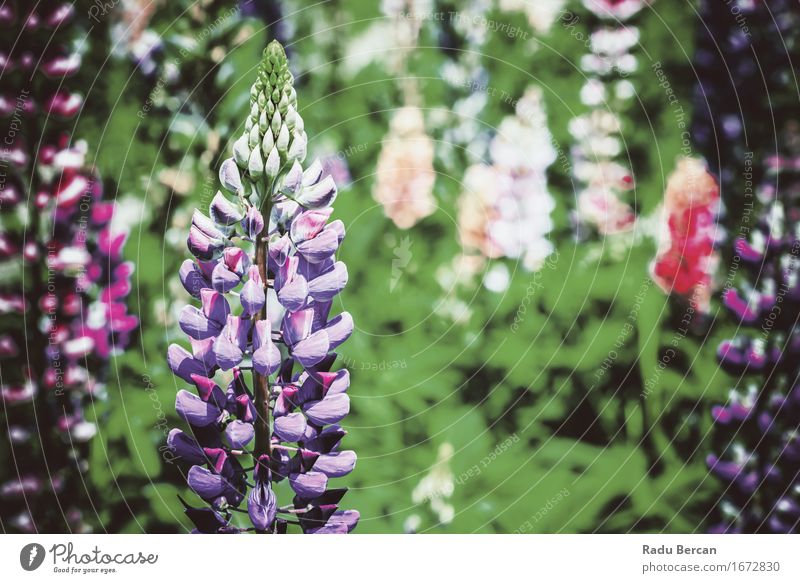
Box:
[311, 301, 333, 329]
[188, 466, 229, 499]
[180, 260, 209, 298]
[302, 370, 350, 401]
[306, 509, 360, 534]
[296, 228, 339, 263]
[305, 426, 347, 453]
[240, 266, 266, 317]
[201, 288, 230, 327]
[176, 390, 220, 426]
[189, 338, 218, 369]
[295, 175, 337, 209]
[219, 158, 243, 193]
[271, 200, 301, 231]
[274, 386, 299, 416]
[289, 471, 328, 498]
[192, 210, 226, 239]
[304, 393, 350, 425]
[229, 315, 251, 349]
[235, 394, 256, 423]
[268, 234, 292, 271]
[282, 160, 304, 193]
[197, 260, 217, 280]
[223, 246, 250, 276]
[718, 340, 747, 369]
[297, 449, 321, 472]
[168, 344, 210, 382]
[179, 306, 221, 340]
[299, 256, 334, 282]
[302, 159, 324, 186]
[330, 509, 360, 532]
[298, 504, 343, 533]
[706, 454, 743, 481]
[323, 369, 350, 395]
[167, 429, 206, 464]
[324, 312, 353, 350]
[292, 330, 330, 368]
[188, 226, 223, 260]
[212, 262, 242, 293]
[313, 450, 357, 477]
[252, 320, 281, 376]
[181, 500, 229, 533]
[328, 219, 345, 242]
[214, 331, 244, 370]
[283, 309, 315, 345]
[291, 208, 333, 243]
[210, 191, 244, 226]
[190, 374, 227, 408]
[202, 447, 229, 474]
[308, 262, 348, 302]
[224, 420, 255, 449]
[734, 237, 764, 263]
[247, 482, 277, 531]
[273, 412, 307, 442]
[722, 288, 760, 324]
[242, 206, 264, 240]
[711, 405, 732, 424]
[275, 254, 299, 289]
[306, 523, 348, 534]
[277, 273, 309, 311]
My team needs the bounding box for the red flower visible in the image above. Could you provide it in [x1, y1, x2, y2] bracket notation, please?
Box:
[651, 158, 721, 311]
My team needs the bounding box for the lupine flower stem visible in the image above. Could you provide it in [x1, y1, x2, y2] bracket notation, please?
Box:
[254, 226, 271, 458]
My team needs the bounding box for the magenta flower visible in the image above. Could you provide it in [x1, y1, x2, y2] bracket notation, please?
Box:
[583, 0, 650, 20]
[0, 3, 137, 532]
[168, 41, 358, 534]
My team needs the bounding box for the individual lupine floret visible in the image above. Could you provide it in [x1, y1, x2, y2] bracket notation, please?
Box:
[168, 41, 358, 534]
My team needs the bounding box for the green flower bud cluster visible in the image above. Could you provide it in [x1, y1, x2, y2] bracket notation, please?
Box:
[233, 40, 307, 185]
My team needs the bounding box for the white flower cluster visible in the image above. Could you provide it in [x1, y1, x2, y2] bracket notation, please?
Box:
[406, 443, 456, 531]
[571, 2, 651, 235]
[457, 87, 557, 289]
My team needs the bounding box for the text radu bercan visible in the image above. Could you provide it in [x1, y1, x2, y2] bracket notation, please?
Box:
[643, 544, 717, 555]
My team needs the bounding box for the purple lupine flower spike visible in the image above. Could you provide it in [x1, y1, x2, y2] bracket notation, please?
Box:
[703, 1, 800, 533]
[169, 41, 358, 534]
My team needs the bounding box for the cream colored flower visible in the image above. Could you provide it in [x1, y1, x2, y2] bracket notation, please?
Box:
[499, 0, 567, 34]
[374, 106, 437, 228]
[411, 443, 456, 526]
